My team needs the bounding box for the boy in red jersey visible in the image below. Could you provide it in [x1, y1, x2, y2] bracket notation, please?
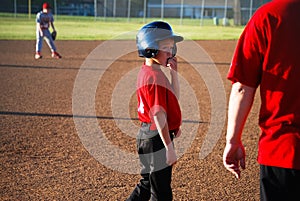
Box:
[127, 21, 183, 201]
[223, 0, 300, 200]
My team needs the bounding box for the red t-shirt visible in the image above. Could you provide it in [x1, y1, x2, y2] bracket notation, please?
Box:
[137, 64, 181, 131]
[228, 0, 300, 169]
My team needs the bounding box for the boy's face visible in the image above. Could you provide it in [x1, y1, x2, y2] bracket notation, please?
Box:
[43, 8, 50, 13]
[154, 38, 175, 67]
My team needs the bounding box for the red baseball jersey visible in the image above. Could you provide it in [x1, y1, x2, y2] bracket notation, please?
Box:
[228, 0, 300, 169]
[137, 64, 181, 131]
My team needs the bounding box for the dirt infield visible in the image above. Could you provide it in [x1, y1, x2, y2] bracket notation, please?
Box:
[0, 40, 261, 200]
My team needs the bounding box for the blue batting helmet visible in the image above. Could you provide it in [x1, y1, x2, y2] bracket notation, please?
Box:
[136, 21, 183, 58]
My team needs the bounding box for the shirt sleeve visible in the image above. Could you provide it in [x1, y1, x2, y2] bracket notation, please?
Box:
[227, 12, 266, 88]
[36, 12, 41, 23]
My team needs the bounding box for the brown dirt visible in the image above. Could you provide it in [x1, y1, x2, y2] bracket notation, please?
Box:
[0, 40, 261, 200]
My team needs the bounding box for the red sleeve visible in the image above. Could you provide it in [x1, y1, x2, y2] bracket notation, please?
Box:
[227, 11, 266, 88]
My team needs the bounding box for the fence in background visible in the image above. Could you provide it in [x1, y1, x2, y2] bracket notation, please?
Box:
[0, 0, 270, 25]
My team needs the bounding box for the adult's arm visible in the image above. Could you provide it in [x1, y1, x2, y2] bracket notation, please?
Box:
[223, 82, 256, 179]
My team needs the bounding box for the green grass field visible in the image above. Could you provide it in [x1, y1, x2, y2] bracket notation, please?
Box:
[0, 13, 245, 40]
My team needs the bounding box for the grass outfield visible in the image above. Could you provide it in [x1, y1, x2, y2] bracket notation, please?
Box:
[0, 13, 245, 40]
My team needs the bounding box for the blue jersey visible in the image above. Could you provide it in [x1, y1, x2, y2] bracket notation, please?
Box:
[36, 11, 53, 29]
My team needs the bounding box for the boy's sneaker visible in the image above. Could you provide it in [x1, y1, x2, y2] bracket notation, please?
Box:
[52, 51, 62, 59]
[35, 52, 42, 59]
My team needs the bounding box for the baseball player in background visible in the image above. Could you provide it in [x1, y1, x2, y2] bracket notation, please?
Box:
[35, 2, 61, 59]
[127, 21, 183, 201]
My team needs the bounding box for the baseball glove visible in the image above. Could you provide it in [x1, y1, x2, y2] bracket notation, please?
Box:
[51, 31, 57, 41]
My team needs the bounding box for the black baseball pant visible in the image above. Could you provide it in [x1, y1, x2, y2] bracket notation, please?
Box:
[260, 165, 300, 201]
[127, 123, 174, 201]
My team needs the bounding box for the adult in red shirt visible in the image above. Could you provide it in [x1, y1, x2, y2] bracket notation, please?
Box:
[127, 21, 183, 201]
[223, 0, 300, 200]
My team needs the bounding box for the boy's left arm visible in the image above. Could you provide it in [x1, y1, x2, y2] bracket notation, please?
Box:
[167, 56, 181, 139]
[50, 21, 56, 32]
[167, 57, 180, 99]
[50, 14, 56, 32]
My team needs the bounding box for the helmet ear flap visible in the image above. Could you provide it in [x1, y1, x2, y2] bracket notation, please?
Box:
[139, 45, 176, 58]
[139, 48, 158, 58]
[172, 44, 177, 57]
[145, 48, 159, 58]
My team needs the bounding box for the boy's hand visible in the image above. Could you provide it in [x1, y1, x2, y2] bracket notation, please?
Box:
[51, 31, 57, 40]
[167, 57, 178, 72]
[166, 144, 177, 166]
